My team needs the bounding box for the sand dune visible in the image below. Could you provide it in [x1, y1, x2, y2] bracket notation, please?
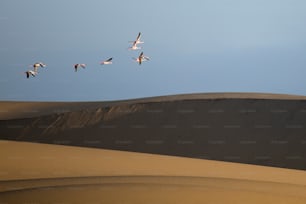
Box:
[1, 141, 306, 203]
[1, 93, 306, 169]
[2, 177, 306, 204]
[1, 92, 306, 120]
[1, 91, 306, 203]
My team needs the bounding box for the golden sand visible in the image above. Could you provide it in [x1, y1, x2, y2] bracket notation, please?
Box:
[1, 141, 306, 203]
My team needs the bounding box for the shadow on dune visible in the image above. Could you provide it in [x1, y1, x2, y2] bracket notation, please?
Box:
[1, 94, 306, 170]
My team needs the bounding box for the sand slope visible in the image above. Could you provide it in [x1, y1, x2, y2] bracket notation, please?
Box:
[1, 140, 306, 203]
[1, 93, 306, 170]
[1, 92, 306, 120]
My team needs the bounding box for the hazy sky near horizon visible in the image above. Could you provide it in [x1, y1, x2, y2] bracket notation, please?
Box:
[1, 0, 306, 101]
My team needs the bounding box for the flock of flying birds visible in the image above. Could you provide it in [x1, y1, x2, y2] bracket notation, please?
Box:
[24, 32, 150, 78]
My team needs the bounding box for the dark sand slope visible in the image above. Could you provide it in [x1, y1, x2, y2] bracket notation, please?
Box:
[1, 93, 306, 169]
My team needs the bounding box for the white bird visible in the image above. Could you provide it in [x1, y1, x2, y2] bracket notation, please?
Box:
[128, 41, 142, 50]
[100, 57, 113, 65]
[133, 52, 150, 65]
[74, 63, 86, 72]
[25, 70, 37, 78]
[129, 32, 144, 45]
[32, 62, 46, 72]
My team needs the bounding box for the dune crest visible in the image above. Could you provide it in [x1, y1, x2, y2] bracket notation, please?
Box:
[1, 92, 306, 120]
[1, 93, 306, 170]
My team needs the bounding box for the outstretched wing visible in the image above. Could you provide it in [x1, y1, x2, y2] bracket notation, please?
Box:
[136, 32, 141, 41]
[106, 58, 113, 62]
[39, 63, 46, 67]
[30, 70, 36, 77]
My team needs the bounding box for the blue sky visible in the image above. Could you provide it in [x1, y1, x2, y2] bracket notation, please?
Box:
[1, 0, 306, 101]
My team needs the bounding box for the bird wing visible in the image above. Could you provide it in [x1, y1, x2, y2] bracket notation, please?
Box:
[136, 32, 141, 41]
[41, 62, 47, 67]
[80, 64, 86, 68]
[106, 58, 113, 62]
[26, 72, 30, 78]
[30, 70, 36, 76]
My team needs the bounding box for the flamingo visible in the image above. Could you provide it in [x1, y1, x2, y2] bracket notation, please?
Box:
[100, 58, 113, 65]
[74, 64, 86, 72]
[133, 52, 150, 65]
[128, 41, 142, 50]
[32, 62, 46, 72]
[129, 32, 144, 45]
[25, 70, 37, 78]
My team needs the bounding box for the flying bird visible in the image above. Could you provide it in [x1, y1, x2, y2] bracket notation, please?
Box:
[129, 32, 144, 45]
[74, 63, 86, 72]
[33, 62, 46, 68]
[128, 41, 142, 50]
[32, 62, 46, 72]
[25, 70, 37, 78]
[100, 58, 113, 65]
[133, 52, 150, 65]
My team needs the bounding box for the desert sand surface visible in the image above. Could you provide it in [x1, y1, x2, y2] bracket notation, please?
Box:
[1, 93, 306, 169]
[1, 140, 306, 204]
